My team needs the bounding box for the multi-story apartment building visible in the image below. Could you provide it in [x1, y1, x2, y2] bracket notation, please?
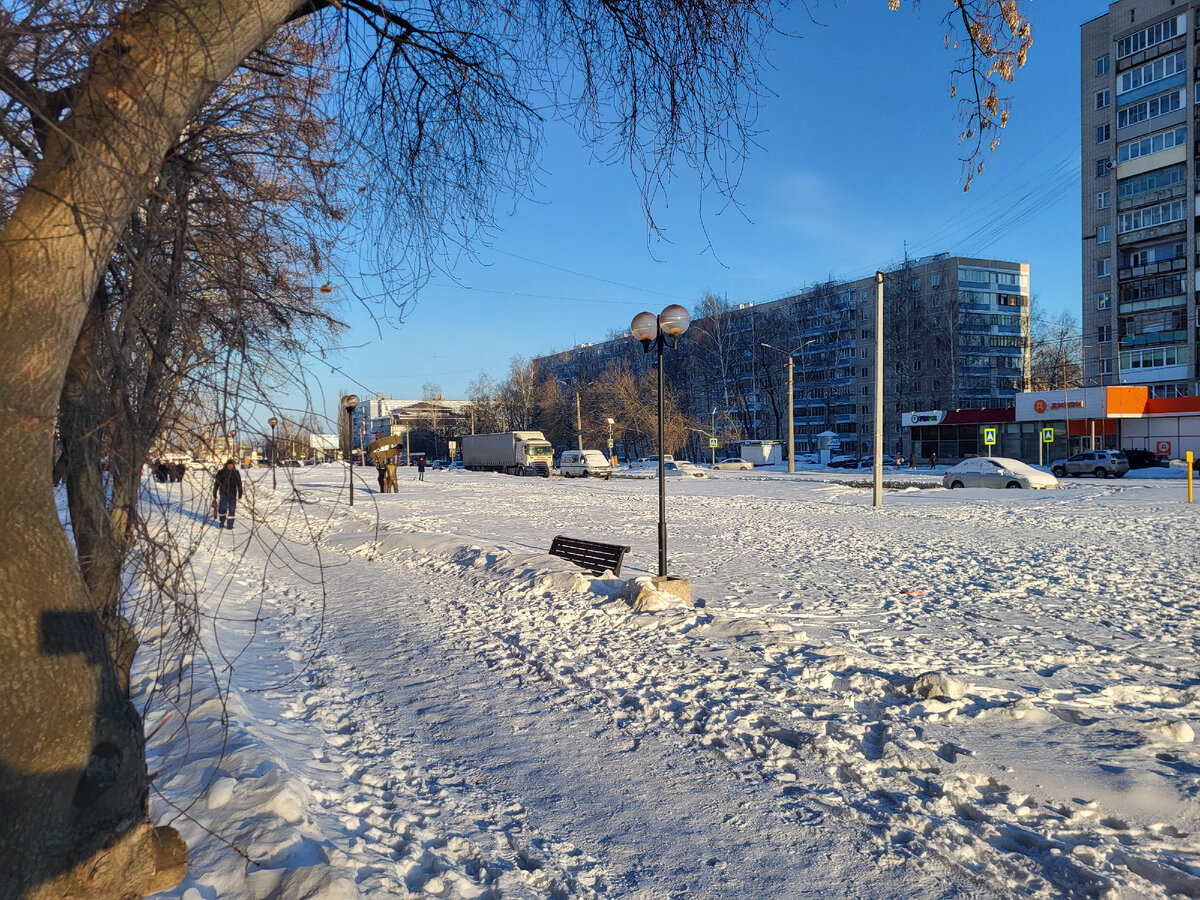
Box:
[1083, 1, 1199, 397]
[536, 254, 1030, 458]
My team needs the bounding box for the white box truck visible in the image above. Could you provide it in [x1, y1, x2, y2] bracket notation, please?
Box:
[461, 431, 553, 477]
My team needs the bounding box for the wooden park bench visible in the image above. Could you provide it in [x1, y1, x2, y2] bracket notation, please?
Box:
[549, 535, 631, 577]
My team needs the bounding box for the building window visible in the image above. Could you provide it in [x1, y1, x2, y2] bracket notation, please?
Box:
[1100, 358, 1113, 375]
[1118, 49, 1187, 97]
[913, 360, 922, 372]
[1116, 18, 1181, 61]
[1098, 292, 1112, 309]
[931, 274, 941, 287]
[860, 348, 868, 359]
[1097, 258, 1111, 277]
[1096, 89, 1111, 109]
[1117, 88, 1184, 128]
[1097, 55, 1110, 76]
[1096, 158, 1112, 177]
[861, 329, 870, 339]
[1122, 346, 1181, 369]
[1118, 164, 1184, 201]
[1117, 198, 1187, 234]
[1096, 124, 1110, 143]
[1098, 324, 1113, 343]
[861, 386, 869, 397]
[1117, 126, 1187, 165]
[1097, 225, 1111, 243]
[1097, 191, 1111, 209]
[860, 367, 869, 377]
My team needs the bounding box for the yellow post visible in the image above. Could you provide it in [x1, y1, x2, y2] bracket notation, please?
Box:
[1188, 451, 1194, 503]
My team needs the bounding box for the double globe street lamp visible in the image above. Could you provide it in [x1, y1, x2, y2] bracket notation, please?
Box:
[630, 304, 691, 582]
[268, 416, 278, 489]
[343, 394, 359, 506]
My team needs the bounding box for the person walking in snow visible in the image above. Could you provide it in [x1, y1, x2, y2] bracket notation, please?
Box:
[930, 451, 938, 469]
[417, 455, 426, 482]
[213, 459, 243, 529]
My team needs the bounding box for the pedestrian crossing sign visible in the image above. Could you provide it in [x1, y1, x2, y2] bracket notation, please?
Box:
[709, 438, 718, 448]
[1041, 427, 1054, 443]
[983, 427, 997, 446]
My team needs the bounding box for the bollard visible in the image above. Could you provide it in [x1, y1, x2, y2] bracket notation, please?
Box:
[1188, 451, 1194, 503]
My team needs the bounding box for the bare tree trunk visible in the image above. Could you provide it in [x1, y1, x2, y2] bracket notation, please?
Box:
[58, 294, 135, 693]
[0, 0, 300, 894]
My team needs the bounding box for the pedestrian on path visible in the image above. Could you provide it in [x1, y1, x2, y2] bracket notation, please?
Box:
[213, 459, 243, 529]
[417, 455, 426, 482]
[930, 451, 938, 469]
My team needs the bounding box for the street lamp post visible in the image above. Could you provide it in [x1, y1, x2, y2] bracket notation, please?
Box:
[607, 417, 616, 464]
[343, 395, 359, 506]
[268, 417, 278, 489]
[631, 304, 691, 582]
[761, 340, 816, 474]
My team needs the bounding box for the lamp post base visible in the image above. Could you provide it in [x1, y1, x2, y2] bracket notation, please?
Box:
[650, 575, 691, 605]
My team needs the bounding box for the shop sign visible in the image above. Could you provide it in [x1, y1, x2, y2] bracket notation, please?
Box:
[906, 410, 946, 427]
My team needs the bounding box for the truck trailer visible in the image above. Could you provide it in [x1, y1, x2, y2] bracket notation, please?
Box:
[461, 431, 553, 477]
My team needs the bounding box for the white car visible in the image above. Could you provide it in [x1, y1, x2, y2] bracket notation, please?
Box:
[1049, 450, 1130, 479]
[559, 449, 613, 479]
[942, 457, 1058, 490]
[711, 457, 753, 470]
[664, 461, 707, 478]
[630, 454, 674, 469]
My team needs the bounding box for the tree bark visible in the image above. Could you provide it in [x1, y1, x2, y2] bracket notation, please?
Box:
[0, 0, 302, 894]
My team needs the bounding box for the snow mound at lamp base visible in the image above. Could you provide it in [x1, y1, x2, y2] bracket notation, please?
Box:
[618, 576, 693, 612]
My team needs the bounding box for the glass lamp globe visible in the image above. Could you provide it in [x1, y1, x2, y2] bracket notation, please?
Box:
[344, 394, 360, 410]
[659, 304, 691, 338]
[630, 312, 658, 343]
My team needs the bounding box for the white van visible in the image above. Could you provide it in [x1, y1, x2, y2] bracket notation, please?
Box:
[559, 450, 613, 479]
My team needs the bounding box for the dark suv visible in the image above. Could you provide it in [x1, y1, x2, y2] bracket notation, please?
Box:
[1122, 448, 1168, 469]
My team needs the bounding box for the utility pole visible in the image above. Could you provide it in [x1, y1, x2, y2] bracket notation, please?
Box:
[575, 389, 583, 451]
[786, 353, 795, 474]
[873, 272, 884, 508]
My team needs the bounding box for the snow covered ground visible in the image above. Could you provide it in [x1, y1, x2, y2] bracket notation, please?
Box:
[135, 464, 1200, 899]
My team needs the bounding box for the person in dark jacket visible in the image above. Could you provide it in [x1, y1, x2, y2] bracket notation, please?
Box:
[154, 458, 170, 483]
[416, 455, 426, 481]
[213, 459, 243, 529]
[930, 451, 938, 469]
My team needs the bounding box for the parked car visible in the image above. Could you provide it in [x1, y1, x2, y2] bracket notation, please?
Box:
[1122, 448, 1168, 469]
[279, 459, 301, 468]
[559, 449, 613, 479]
[827, 454, 859, 469]
[663, 461, 706, 478]
[712, 457, 753, 470]
[630, 454, 675, 468]
[448, 460, 464, 470]
[943, 457, 1058, 490]
[856, 455, 897, 469]
[1049, 450, 1129, 479]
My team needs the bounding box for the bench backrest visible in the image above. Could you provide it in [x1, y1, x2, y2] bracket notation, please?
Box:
[549, 535, 631, 576]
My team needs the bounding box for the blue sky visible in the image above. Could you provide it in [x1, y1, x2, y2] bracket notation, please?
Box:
[309, 1, 1106, 417]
